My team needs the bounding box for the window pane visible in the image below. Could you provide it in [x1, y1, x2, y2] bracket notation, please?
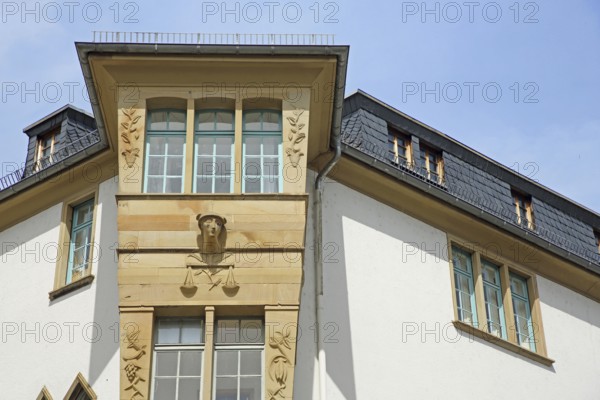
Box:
[510, 275, 527, 297]
[217, 320, 240, 344]
[167, 137, 185, 155]
[146, 177, 163, 193]
[166, 178, 182, 193]
[157, 320, 180, 344]
[197, 111, 214, 131]
[244, 179, 261, 193]
[216, 137, 233, 155]
[240, 350, 261, 375]
[241, 320, 263, 344]
[240, 376, 261, 400]
[178, 378, 201, 399]
[73, 229, 90, 249]
[153, 378, 176, 400]
[180, 350, 203, 376]
[262, 111, 280, 131]
[155, 352, 178, 376]
[149, 111, 168, 130]
[74, 202, 93, 226]
[167, 157, 184, 176]
[245, 137, 261, 155]
[181, 319, 203, 344]
[244, 158, 261, 176]
[244, 111, 261, 130]
[263, 137, 279, 155]
[481, 262, 499, 285]
[197, 177, 213, 193]
[215, 177, 232, 193]
[216, 112, 234, 130]
[197, 137, 214, 155]
[149, 136, 166, 155]
[215, 377, 238, 400]
[217, 350, 238, 375]
[263, 158, 279, 176]
[452, 248, 471, 273]
[216, 157, 232, 174]
[169, 111, 186, 131]
[263, 178, 279, 193]
[148, 157, 165, 175]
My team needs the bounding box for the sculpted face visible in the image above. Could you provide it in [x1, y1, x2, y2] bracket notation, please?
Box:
[197, 214, 227, 240]
[201, 217, 223, 238]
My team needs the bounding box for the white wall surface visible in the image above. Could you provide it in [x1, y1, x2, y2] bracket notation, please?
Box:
[0, 178, 120, 399]
[294, 173, 600, 400]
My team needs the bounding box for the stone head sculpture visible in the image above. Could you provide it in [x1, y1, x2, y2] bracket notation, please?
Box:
[196, 214, 227, 254]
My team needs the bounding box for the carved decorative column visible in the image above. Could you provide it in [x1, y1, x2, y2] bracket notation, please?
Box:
[120, 307, 154, 400]
[265, 306, 299, 400]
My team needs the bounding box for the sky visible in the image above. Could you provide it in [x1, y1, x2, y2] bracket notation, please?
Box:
[0, 0, 599, 213]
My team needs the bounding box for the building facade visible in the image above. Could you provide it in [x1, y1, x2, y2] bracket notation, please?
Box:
[1, 40, 599, 400]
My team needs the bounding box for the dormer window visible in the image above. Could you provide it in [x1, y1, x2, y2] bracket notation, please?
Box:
[594, 230, 600, 254]
[419, 144, 444, 184]
[36, 129, 58, 168]
[388, 129, 412, 167]
[512, 190, 535, 230]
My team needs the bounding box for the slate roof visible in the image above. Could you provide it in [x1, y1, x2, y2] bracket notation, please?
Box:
[341, 90, 600, 269]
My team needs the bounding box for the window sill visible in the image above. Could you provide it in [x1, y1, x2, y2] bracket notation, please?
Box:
[49, 275, 95, 300]
[452, 320, 554, 367]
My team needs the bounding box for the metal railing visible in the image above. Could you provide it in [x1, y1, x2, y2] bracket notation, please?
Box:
[0, 129, 101, 192]
[343, 137, 600, 266]
[92, 31, 335, 46]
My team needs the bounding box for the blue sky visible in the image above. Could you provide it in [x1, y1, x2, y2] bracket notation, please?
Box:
[0, 0, 598, 212]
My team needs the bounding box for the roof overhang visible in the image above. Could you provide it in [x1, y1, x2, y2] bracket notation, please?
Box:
[75, 42, 349, 164]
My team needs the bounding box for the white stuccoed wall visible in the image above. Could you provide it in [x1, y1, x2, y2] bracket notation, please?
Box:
[295, 172, 600, 400]
[0, 178, 120, 399]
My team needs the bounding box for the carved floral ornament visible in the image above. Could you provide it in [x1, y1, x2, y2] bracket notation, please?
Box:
[268, 328, 293, 399]
[120, 106, 141, 168]
[181, 213, 239, 296]
[285, 108, 306, 168]
[122, 324, 147, 400]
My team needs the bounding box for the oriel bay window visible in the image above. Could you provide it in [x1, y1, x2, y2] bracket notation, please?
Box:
[144, 110, 186, 193]
[449, 242, 549, 360]
[194, 110, 235, 193]
[242, 110, 282, 193]
[151, 317, 264, 400]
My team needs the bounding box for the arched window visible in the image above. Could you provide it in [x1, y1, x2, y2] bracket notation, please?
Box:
[242, 110, 282, 193]
[194, 110, 235, 193]
[144, 109, 186, 193]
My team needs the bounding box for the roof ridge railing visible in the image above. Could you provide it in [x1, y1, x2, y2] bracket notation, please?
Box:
[91, 31, 335, 46]
[0, 129, 101, 192]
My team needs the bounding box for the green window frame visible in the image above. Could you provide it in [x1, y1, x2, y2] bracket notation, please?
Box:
[481, 259, 507, 339]
[242, 110, 282, 193]
[452, 246, 478, 326]
[510, 273, 536, 351]
[144, 109, 187, 193]
[66, 199, 94, 285]
[194, 110, 235, 193]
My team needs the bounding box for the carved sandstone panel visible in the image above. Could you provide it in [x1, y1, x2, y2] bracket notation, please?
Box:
[265, 307, 299, 400]
[282, 93, 310, 194]
[120, 308, 153, 400]
[116, 197, 308, 251]
[117, 103, 146, 194]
